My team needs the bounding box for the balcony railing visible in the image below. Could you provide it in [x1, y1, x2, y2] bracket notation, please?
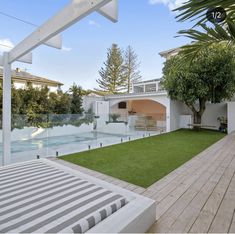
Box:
[133, 83, 165, 94]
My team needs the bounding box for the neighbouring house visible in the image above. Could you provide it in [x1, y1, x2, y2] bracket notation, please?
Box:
[0, 67, 63, 92]
[159, 47, 181, 60]
[83, 46, 235, 134]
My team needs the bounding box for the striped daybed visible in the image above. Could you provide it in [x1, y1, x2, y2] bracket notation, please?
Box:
[0, 159, 155, 233]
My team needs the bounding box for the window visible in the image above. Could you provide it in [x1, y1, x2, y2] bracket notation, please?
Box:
[145, 84, 157, 92]
[118, 102, 127, 109]
[133, 85, 144, 93]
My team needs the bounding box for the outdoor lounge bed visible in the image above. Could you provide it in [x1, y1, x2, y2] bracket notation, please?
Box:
[0, 159, 155, 233]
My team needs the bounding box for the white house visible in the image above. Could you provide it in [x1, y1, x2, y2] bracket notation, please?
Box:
[83, 46, 235, 134]
[0, 67, 63, 92]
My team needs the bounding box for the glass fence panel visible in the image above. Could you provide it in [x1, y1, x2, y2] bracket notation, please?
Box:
[94, 113, 129, 148]
[0, 114, 50, 165]
[0, 113, 165, 166]
[46, 114, 95, 156]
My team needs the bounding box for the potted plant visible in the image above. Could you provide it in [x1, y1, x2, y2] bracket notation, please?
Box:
[109, 113, 121, 123]
[217, 116, 228, 133]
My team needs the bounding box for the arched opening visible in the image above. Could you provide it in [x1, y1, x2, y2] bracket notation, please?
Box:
[110, 99, 166, 131]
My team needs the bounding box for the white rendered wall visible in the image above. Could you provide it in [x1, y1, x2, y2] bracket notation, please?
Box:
[96, 122, 127, 134]
[110, 102, 129, 121]
[82, 96, 104, 113]
[94, 101, 110, 130]
[169, 100, 185, 131]
[179, 115, 192, 129]
[228, 102, 235, 134]
[202, 103, 227, 130]
[13, 82, 58, 92]
[94, 101, 110, 116]
[14, 82, 26, 89]
[48, 86, 59, 93]
[169, 101, 227, 131]
[0, 124, 93, 142]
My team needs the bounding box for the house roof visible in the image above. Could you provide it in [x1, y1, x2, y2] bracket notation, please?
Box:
[0, 68, 64, 86]
[159, 47, 181, 58]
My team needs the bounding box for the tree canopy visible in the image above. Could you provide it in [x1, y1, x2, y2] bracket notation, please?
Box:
[96, 44, 141, 94]
[163, 44, 235, 125]
[174, 0, 235, 57]
[69, 84, 84, 114]
[0, 83, 87, 129]
[123, 46, 142, 93]
[96, 44, 126, 94]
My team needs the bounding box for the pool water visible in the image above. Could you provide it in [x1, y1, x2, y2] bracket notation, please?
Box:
[0, 132, 129, 154]
[0, 130, 160, 166]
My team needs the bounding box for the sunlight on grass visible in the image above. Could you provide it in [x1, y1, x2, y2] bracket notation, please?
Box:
[61, 129, 225, 188]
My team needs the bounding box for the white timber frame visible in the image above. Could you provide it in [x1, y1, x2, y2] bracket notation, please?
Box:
[0, 0, 118, 166]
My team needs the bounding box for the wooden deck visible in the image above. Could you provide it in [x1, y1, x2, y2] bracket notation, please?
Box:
[54, 132, 235, 233]
[147, 132, 235, 233]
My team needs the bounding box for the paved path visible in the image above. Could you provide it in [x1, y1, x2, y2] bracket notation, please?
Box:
[54, 132, 235, 233]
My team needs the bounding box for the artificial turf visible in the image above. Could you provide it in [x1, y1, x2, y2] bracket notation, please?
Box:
[61, 129, 225, 188]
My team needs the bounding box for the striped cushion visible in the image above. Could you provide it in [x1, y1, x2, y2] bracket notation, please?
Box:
[72, 197, 126, 233]
[0, 160, 127, 233]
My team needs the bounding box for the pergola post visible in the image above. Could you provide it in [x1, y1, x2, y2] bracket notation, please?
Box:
[2, 52, 12, 165]
[1, 0, 118, 166]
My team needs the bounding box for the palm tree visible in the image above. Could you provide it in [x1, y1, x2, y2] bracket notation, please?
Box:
[174, 0, 235, 57]
[176, 0, 235, 23]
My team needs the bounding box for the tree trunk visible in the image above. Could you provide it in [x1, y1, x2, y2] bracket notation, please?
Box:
[194, 112, 202, 124]
[127, 78, 130, 93]
[188, 99, 206, 131]
[193, 112, 202, 131]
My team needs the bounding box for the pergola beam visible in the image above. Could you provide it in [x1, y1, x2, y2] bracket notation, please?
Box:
[43, 34, 62, 49]
[9, 0, 113, 63]
[97, 0, 118, 22]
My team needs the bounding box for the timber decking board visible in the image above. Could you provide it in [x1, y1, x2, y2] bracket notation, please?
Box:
[148, 132, 235, 233]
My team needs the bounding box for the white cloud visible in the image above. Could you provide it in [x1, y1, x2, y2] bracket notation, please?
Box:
[0, 38, 14, 53]
[62, 46, 72, 52]
[149, 0, 186, 11]
[88, 20, 101, 28]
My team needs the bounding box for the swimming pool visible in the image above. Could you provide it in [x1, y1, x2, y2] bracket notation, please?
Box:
[0, 130, 160, 165]
[0, 131, 133, 165]
[1, 131, 130, 153]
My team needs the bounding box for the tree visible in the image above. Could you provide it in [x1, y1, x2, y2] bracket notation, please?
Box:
[18, 85, 50, 115]
[176, 0, 235, 23]
[123, 46, 142, 93]
[162, 45, 235, 127]
[69, 83, 84, 114]
[12, 86, 22, 115]
[174, 0, 235, 57]
[0, 82, 91, 129]
[96, 44, 125, 94]
[49, 91, 71, 114]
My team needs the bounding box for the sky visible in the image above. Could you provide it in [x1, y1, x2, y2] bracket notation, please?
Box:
[0, 0, 192, 91]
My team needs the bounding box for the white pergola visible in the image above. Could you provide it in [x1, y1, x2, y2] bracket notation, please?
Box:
[0, 0, 118, 166]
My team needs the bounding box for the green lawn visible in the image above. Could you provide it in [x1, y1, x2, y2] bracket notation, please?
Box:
[61, 129, 225, 188]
